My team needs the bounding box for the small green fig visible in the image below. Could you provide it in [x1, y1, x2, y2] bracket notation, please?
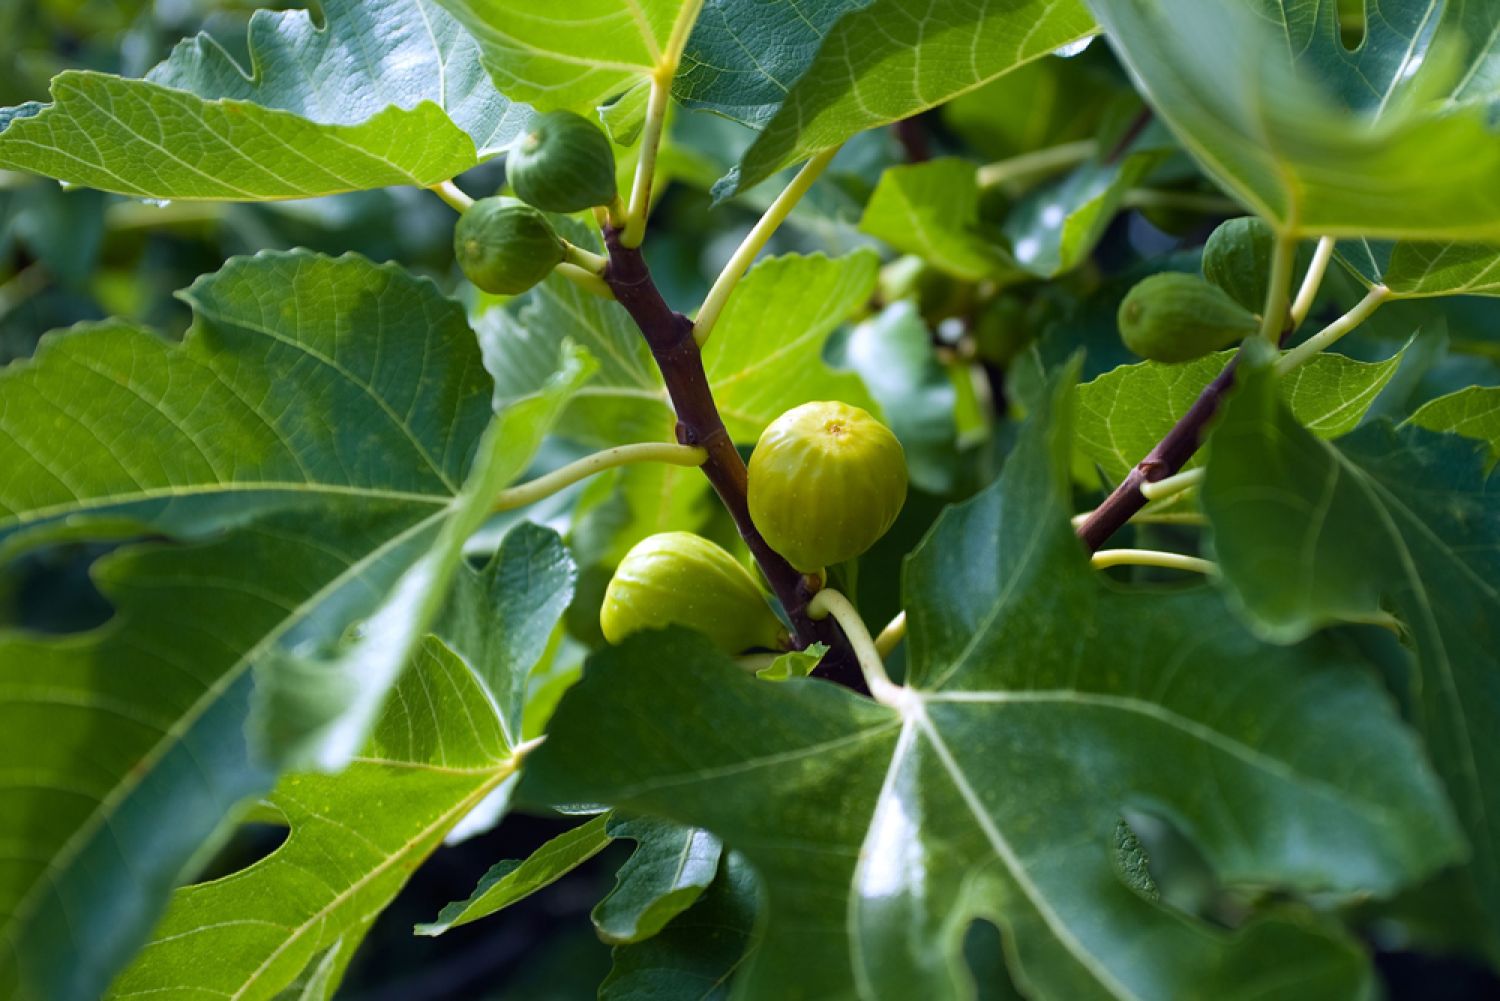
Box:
[507, 110, 618, 213]
[600, 532, 787, 654]
[1118, 272, 1260, 363]
[1202, 216, 1276, 313]
[748, 401, 908, 573]
[454, 196, 566, 295]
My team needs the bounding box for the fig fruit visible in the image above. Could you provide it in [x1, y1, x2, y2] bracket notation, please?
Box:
[747, 401, 907, 573]
[1118, 272, 1259, 363]
[454, 196, 566, 295]
[507, 110, 618, 213]
[600, 532, 787, 654]
[1202, 216, 1276, 313]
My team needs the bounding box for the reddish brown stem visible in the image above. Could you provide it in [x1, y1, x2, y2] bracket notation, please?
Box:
[601, 228, 867, 694]
[1076, 355, 1239, 551]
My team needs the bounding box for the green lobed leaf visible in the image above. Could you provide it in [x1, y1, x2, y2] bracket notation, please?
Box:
[415, 813, 614, 935]
[1075, 347, 1405, 482]
[1339, 240, 1500, 299]
[110, 628, 546, 1000]
[599, 851, 758, 1001]
[860, 159, 1021, 283]
[1202, 346, 1500, 949]
[716, 0, 1097, 198]
[1085, 0, 1500, 240]
[1406, 385, 1500, 469]
[251, 346, 592, 769]
[524, 365, 1462, 1000]
[0, 251, 493, 560]
[703, 251, 880, 440]
[0, 252, 586, 1001]
[593, 817, 723, 945]
[433, 0, 703, 113]
[0, 0, 525, 200]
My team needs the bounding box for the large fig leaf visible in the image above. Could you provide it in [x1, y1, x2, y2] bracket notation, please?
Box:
[1203, 347, 1500, 952]
[433, 0, 705, 112]
[0, 254, 588, 1001]
[0, 0, 525, 200]
[1075, 347, 1405, 482]
[1086, 0, 1500, 241]
[523, 367, 1463, 1000]
[715, 0, 1096, 197]
[109, 529, 572, 1001]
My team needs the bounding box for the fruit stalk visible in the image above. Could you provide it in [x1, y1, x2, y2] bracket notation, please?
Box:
[600, 226, 867, 693]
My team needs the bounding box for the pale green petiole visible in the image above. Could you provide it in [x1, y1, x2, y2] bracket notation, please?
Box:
[492, 442, 705, 512]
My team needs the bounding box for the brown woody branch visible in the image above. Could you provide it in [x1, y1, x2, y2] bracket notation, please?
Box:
[1075, 355, 1239, 551]
[601, 227, 868, 694]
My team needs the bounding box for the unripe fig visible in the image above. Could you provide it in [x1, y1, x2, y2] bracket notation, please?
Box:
[748, 401, 907, 573]
[454, 196, 566, 295]
[507, 110, 618, 213]
[1118, 272, 1259, 363]
[600, 532, 787, 654]
[1202, 216, 1276, 313]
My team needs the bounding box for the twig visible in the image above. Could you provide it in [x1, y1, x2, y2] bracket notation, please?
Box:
[491, 442, 703, 512]
[1076, 355, 1241, 551]
[976, 140, 1097, 190]
[893, 117, 931, 163]
[1092, 549, 1217, 575]
[600, 226, 866, 693]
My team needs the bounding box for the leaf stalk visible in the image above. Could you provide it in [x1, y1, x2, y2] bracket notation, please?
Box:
[693, 144, 842, 346]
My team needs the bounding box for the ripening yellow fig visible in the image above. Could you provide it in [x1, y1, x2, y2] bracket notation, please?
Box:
[600, 532, 788, 654]
[747, 401, 907, 573]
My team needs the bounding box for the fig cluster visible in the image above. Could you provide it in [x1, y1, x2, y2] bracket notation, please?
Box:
[453, 110, 618, 296]
[599, 403, 907, 655]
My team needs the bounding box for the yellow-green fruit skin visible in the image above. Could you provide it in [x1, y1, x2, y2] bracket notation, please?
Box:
[453, 196, 565, 295]
[600, 532, 786, 654]
[1118, 272, 1260, 363]
[747, 401, 908, 573]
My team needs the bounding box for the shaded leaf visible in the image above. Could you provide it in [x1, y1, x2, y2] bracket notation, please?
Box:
[600, 851, 758, 1001]
[415, 813, 614, 935]
[1406, 385, 1500, 469]
[594, 817, 723, 944]
[1086, 0, 1500, 240]
[1203, 347, 1500, 950]
[718, 0, 1096, 197]
[110, 635, 534, 1000]
[844, 302, 960, 494]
